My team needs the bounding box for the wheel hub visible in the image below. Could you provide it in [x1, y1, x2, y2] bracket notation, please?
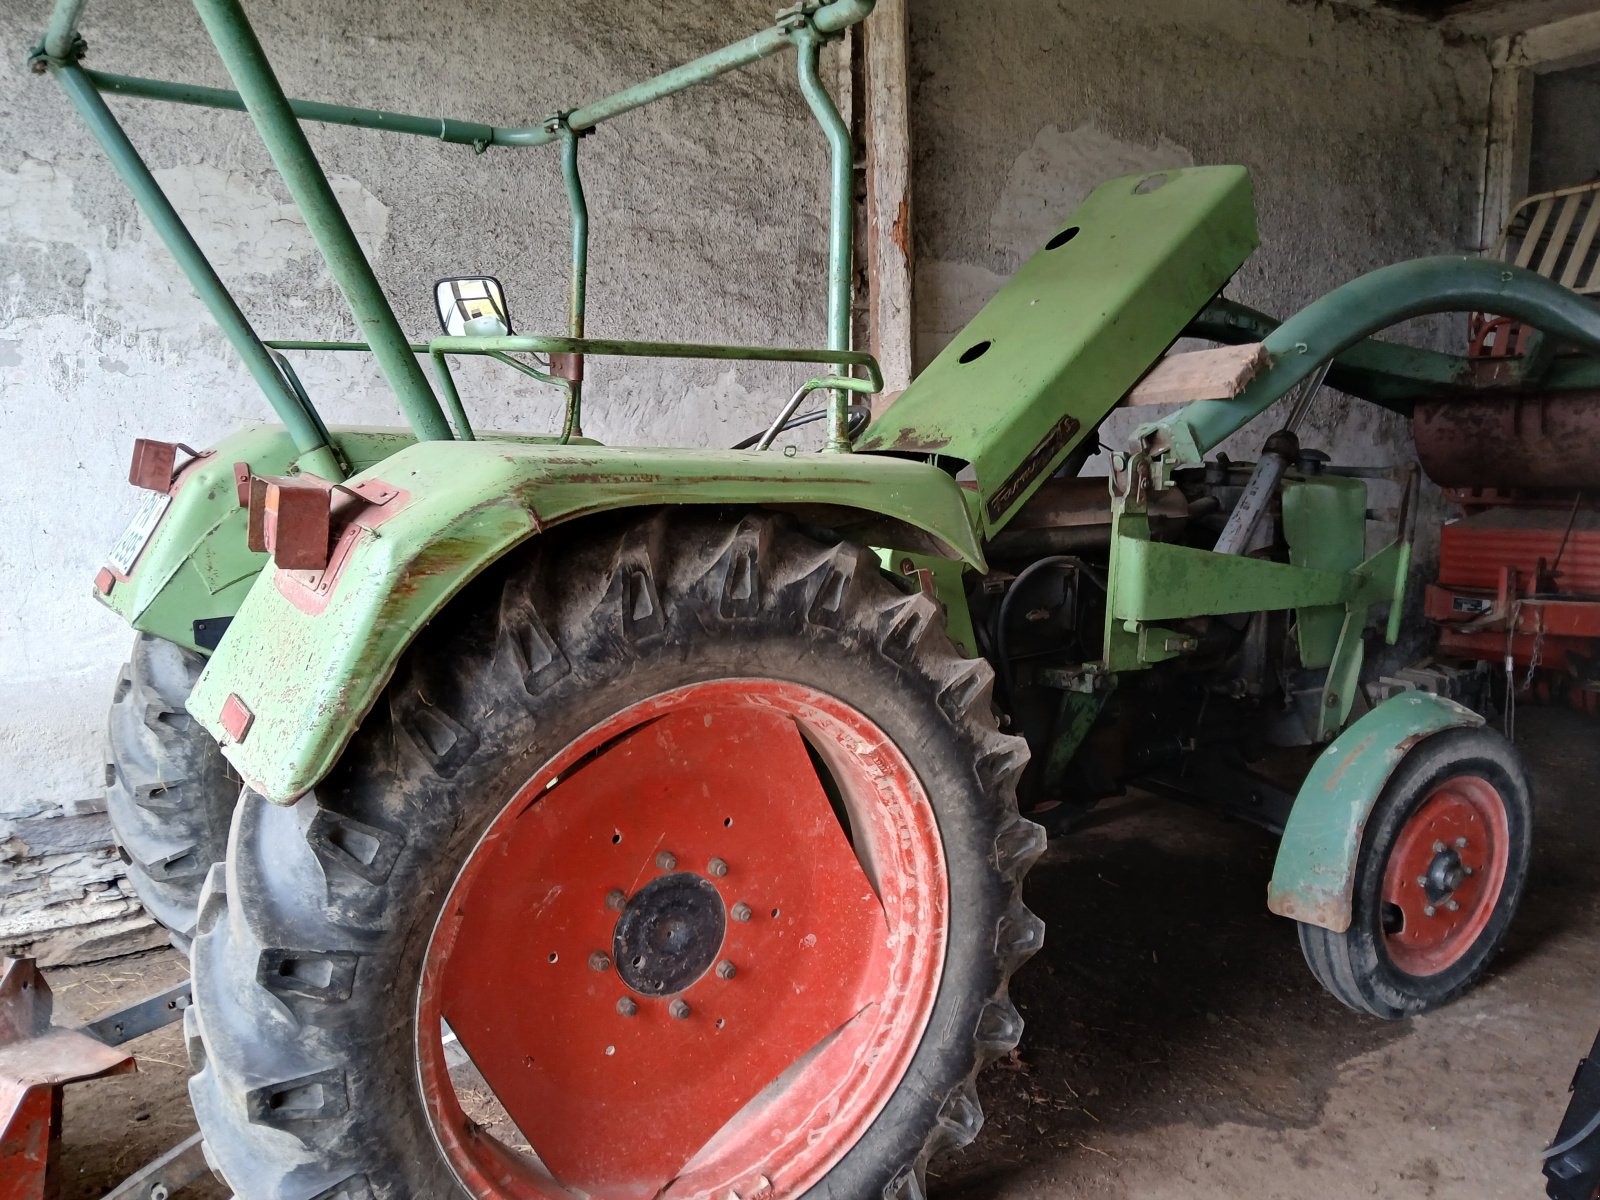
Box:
[1380, 775, 1510, 977]
[614, 872, 727, 996]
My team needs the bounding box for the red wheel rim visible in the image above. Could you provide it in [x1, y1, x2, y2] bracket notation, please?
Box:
[1379, 775, 1510, 977]
[416, 679, 948, 1200]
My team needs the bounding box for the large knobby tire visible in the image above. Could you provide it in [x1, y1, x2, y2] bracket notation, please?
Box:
[106, 633, 238, 947]
[1297, 725, 1532, 1019]
[187, 510, 1046, 1200]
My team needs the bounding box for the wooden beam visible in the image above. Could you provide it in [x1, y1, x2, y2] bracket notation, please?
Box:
[1481, 57, 1534, 250]
[1511, 8, 1600, 67]
[1444, 0, 1600, 38]
[863, 0, 914, 393]
[1122, 343, 1269, 408]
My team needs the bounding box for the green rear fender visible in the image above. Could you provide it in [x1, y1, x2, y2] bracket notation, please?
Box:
[1267, 692, 1485, 933]
[187, 439, 985, 804]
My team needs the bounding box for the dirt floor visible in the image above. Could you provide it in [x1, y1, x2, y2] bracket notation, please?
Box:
[43, 706, 1599, 1199]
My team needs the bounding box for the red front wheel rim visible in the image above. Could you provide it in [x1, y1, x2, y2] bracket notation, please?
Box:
[1380, 775, 1511, 977]
[416, 679, 948, 1200]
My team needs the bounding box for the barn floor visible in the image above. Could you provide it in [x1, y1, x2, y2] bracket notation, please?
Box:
[43, 706, 1599, 1200]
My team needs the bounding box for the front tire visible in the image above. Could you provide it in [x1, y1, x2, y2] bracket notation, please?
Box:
[1297, 725, 1532, 1019]
[188, 511, 1046, 1200]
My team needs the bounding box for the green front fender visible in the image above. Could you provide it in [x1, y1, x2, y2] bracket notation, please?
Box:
[1267, 692, 1485, 933]
[187, 440, 985, 804]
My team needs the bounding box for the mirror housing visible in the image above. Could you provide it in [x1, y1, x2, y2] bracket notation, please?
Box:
[434, 276, 512, 338]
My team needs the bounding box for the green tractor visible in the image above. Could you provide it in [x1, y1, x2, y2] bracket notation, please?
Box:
[32, 0, 1600, 1195]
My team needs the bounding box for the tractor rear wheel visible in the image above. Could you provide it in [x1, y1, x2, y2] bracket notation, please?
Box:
[187, 511, 1045, 1200]
[1297, 726, 1532, 1019]
[105, 633, 237, 948]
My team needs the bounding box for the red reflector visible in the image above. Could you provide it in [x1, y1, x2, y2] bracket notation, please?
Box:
[128, 439, 179, 493]
[220, 693, 254, 743]
[93, 567, 115, 596]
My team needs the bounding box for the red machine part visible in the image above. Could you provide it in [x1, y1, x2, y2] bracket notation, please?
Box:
[416, 679, 947, 1200]
[0, 958, 135, 1200]
[1425, 506, 1600, 684]
[1414, 393, 1600, 491]
[1379, 777, 1510, 976]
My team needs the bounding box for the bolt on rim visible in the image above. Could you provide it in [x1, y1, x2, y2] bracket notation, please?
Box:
[1379, 775, 1511, 976]
[415, 679, 948, 1200]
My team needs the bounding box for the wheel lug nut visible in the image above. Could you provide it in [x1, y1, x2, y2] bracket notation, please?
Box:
[731, 902, 752, 922]
[707, 857, 729, 878]
[716, 960, 737, 980]
[1433, 841, 1446, 854]
[1464, 866, 1475, 876]
[616, 997, 638, 1017]
[1455, 837, 1468, 849]
[605, 889, 627, 911]
[656, 851, 677, 871]
[669, 999, 691, 1020]
[1416, 876, 1427, 887]
[1446, 900, 1460, 912]
[1424, 905, 1437, 917]
[589, 952, 612, 972]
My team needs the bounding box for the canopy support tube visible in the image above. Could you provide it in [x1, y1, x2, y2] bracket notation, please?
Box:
[190, 0, 453, 443]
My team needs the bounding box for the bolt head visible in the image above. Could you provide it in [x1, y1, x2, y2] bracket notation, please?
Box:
[656, 851, 678, 871]
[731, 902, 753, 923]
[1446, 900, 1460, 912]
[605, 888, 627, 911]
[668, 999, 691, 1020]
[1432, 841, 1446, 854]
[1424, 905, 1437, 917]
[716, 960, 737, 980]
[149, 1187, 170, 1200]
[707, 857, 730, 878]
[1455, 837, 1469, 849]
[588, 951, 612, 972]
[616, 996, 638, 1017]
[1416, 876, 1428, 888]
[1463, 866, 1475, 876]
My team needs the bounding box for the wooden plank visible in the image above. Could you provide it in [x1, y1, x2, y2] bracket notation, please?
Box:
[1481, 61, 1533, 252]
[1445, 0, 1600, 38]
[863, 0, 914, 393]
[1123, 343, 1269, 408]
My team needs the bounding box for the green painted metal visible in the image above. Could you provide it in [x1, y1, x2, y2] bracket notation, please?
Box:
[856, 166, 1259, 532]
[879, 551, 976, 656]
[97, 427, 420, 652]
[45, 64, 340, 476]
[1282, 476, 1369, 669]
[793, 26, 855, 450]
[1267, 692, 1484, 933]
[1099, 476, 1405, 678]
[189, 0, 453, 444]
[558, 123, 589, 441]
[1144, 256, 1600, 466]
[1042, 688, 1109, 798]
[83, 70, 502, 148]
[430, 335, 882, 387]
[187, 440, 985, 803]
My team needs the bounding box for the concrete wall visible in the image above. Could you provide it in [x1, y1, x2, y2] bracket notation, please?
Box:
[0, 0, 837, 961]
[1531, 61, 1600, 193]
[910, 0, 1490, 467]
[2, 0, 1493, 960]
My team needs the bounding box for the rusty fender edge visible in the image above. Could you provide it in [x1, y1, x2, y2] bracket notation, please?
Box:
[187, 439, 984, 804]
[1267, 692, 1484, 933]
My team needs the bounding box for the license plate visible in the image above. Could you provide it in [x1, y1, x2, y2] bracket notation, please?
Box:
[106, 490, 172, 576]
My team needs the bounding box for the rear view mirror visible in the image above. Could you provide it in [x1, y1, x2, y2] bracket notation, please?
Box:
[435, 276, 512, 337]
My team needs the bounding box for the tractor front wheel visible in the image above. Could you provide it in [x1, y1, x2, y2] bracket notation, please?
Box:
[1297, 726, 1532, 1019]
[187, 512, 1045, 1200]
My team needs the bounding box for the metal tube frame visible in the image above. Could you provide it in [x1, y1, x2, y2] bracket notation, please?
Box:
[32, 0, 878, 452]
